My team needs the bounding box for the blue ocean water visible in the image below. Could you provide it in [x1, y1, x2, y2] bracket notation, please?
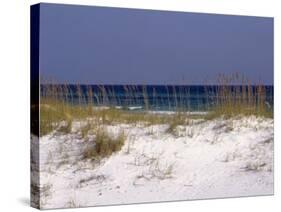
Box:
[41, 85, 274, 111]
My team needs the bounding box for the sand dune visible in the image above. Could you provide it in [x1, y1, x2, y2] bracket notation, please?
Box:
[34, 116, 273, 209]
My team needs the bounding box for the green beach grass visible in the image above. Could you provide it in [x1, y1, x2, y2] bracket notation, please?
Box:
[39, 74, 273, 137]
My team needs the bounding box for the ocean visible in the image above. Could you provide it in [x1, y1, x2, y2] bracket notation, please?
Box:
[40, 85, 274, 112]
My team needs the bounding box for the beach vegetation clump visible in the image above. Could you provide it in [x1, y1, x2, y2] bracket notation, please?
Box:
[39, 73, 273, 136]
[40, 101, 73, 136]
[166, 112, 189, 135]
[57, 119, 73, 134]
[80, 120, 95, 138]
[83, 129, 126, 160]
[205, 73, 273, 119]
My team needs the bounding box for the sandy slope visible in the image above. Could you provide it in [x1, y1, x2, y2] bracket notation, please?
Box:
[36, 116, 273, 209]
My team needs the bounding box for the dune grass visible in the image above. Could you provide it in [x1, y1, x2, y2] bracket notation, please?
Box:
[205, 74, 273, 119]
[39, 73, 273, 136]
[165, 113, 190, 135]
[40, 101, 191, 136]
[40, 101, 73, 136]
[83, 129, 126, 160]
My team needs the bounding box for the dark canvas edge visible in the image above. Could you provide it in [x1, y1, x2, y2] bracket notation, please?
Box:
[30, 3, 40, 209]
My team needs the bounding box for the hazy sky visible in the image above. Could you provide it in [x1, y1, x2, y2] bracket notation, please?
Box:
[39, 3, 273, 85]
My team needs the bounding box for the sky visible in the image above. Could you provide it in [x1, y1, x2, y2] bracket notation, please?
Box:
[39, 3, 273, 85]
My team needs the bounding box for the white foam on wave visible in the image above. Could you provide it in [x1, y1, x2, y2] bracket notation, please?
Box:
[147, 110, 208, 115]
[128, 106, 143, 110]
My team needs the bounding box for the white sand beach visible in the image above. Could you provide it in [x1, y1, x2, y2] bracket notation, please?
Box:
[33, 115, 273, 209]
